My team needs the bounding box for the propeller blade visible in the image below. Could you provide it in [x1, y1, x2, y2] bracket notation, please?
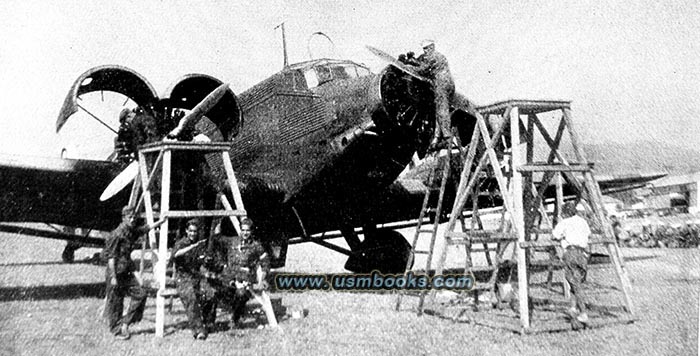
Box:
[100, 161, 139, 201]
[168, 82, 230, 139]
[365, 45, 430, 82]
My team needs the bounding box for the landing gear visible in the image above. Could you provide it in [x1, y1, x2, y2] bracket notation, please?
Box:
[344, 230, 412, 274]
[61, 241, 80, 263]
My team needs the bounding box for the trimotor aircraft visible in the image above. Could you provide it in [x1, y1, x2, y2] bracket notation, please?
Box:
[0, 48, 663, 272]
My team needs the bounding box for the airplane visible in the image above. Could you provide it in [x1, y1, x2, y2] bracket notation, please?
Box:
[0, 48, 665, 272]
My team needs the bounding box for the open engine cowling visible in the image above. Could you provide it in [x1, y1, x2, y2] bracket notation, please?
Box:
[56, 65, 241, 142]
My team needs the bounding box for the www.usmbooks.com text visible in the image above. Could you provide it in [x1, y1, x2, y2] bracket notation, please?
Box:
[274, 271, 473, 291]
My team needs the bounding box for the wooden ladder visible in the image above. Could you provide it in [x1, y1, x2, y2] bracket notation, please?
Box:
[426, 112, 518, 313]
[395, 135, 471, 314]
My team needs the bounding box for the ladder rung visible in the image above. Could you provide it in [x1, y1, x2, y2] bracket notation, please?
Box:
[446, 231, 516, 244]
[471, 283, 495, 291]
[418, 229, 435, 234]
[470, 247, 499, 253]
[158, 288, 179, 297]
[163, 209, 247, 218]
[529, 260, 564, 268]
[520, 240, 558, 248]
[527, 232, 609, 240]
[520, 237, 614, 249]
[468, 265, 497, 273]
[414, 250, 430, 254]
[530, 228, 608, 235]
[516, 163, 593, 172]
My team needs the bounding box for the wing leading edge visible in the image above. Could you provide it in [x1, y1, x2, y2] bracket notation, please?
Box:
[0, 154, 127, 231]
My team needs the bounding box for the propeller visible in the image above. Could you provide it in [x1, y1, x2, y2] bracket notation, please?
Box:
[167, 82, 230, 139]
[100, 161, 139, 201]
[365, 45, 430, 82]
[99, 82, 230, 201]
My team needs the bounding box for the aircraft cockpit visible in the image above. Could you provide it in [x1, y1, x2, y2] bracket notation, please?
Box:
[286, 59, 371, 90]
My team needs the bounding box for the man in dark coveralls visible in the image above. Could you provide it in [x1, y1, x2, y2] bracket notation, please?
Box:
[217, 218, 270, 328]
[406, 40, 456, 150]
[104, 205, 163, 340]
[172, 218, 213, 340]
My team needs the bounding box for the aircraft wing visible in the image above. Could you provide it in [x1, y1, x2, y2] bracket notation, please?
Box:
[596, 173, 666, 194]
[0, 154, 127, 233]
[395, 157, 667, 217]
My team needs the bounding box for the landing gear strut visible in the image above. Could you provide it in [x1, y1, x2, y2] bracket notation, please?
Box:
[61, 241, 80, 263]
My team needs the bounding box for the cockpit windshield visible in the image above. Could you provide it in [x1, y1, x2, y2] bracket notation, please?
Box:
[303, 63, 371, 89]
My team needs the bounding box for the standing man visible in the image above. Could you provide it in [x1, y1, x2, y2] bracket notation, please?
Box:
[552, 202, 591, 328]
[172, 219, 210, 340]
[408, 40, 456, 149]
[219, 218, 270, 328]
[609, 215, 629, 245]
[104, 205, 163, 340]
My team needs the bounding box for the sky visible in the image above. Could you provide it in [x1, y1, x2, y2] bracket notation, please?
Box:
[0, 0, 698, 161]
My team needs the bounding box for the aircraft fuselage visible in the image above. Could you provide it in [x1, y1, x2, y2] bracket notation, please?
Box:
[230, 59, 434, 243]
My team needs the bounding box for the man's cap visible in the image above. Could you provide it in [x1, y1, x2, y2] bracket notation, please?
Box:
[186, 218, 201, 228]
[121, 205, 135, 216]
[118, 108, 132, 123]
[241, 218, 254, 229]
[421, 39, 435, 48]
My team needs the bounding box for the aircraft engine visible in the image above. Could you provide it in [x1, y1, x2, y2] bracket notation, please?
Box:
[57, 66, 241, 162]
[162, 74, 242, 141]
[370, 66, 435, 149]
[371, 66, 477, 158]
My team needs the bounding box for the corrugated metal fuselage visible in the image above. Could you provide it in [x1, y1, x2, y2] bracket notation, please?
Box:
[231, 66, 431, 239]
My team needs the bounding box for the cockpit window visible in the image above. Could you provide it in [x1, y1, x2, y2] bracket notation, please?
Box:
[356, 66, 370, 77]
[303, 63, 371, 89]
[303, 69, 319, 88]
[316, 66, 332, 85]
[285, 70, 308, 91]
[330, 65, 352, 79]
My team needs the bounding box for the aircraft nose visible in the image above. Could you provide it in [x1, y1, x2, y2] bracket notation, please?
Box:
[372, 66, 435, 148]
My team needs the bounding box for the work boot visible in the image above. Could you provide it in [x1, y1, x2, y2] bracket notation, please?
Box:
[114, 324, 130, 340]
[230, 317, 242, 330]
[204, 322, 215, 333]
[576, 312, 589, 324]
[195, 331, 208, 340]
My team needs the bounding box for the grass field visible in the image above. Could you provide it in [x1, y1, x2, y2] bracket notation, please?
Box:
[0, 228, 698, 356]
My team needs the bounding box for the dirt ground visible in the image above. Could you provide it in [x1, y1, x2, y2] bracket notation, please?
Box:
[0, 228, 698, 356]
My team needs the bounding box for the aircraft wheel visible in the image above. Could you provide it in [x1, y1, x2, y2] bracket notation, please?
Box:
[344, 230, 413, 274]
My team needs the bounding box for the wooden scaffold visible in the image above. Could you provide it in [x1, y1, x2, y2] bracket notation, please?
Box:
[399, 99, 635, 333]
[127, 141, 277, 338]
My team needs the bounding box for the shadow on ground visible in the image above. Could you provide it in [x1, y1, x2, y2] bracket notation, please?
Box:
[0, 282, 104, 302]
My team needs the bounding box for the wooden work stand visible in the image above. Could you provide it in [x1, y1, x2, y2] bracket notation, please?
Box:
[128, 142, 249, 337]
[397, 100, 634, 333]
